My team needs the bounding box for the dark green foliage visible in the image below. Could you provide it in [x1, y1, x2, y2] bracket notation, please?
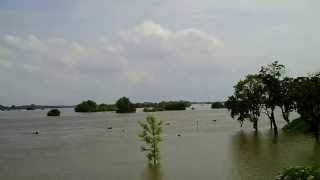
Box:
[134, 102, 158, 108]
[277, 166, 320, 180]
[115, 97, 136, 113]
[211, 102, 225, 109]
[138, 115, 162, 166]
[279, 77, 295, 123]
[140, 101, 191, 112]
[291, 74, 320, 141]
[258, 61, 286, 136]
[225, 74, 264, 131]
[97, 104, 117, 112]
[47, 109, 61, 116]
[283, 118, 311, 134]
[74, 100, 98, 112]
[158, 101, 190, 111]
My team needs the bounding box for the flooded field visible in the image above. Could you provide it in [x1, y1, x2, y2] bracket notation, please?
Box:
[0, 106, 319, 180]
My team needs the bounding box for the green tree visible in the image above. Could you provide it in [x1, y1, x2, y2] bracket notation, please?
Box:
[74, 100, 98, 112]
[279, 77, 295, 123]
[225, 74, 264, 131]
[292, 74, 320, 141]
[138, 115, 163, 166]
[258, 61, 286, 136]
[115, 97, 136, 113]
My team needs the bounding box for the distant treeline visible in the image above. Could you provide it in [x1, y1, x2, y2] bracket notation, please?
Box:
[74, 98, 193, 113]
[0, 104, 74, 111]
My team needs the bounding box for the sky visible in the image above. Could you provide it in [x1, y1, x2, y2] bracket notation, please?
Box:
[0, 0, 319, 105]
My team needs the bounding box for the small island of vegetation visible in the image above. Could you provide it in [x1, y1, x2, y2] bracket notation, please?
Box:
[47, 109, 61, 116]
[74, 100, 116, 112]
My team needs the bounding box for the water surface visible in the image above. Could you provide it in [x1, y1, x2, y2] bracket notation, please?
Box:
[0, 106, 319, 180]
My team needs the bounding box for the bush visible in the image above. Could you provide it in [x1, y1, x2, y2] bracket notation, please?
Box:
[158, 101, 190, 111]
[47, 109, 61, 116]
[283, 118, 311, 134]
[115, 97, 136, 113]
[97, 104, 117, 112]
[74, 100, 98, 112]
[277, 166, 320, 180]
[211, 102, 225, 109]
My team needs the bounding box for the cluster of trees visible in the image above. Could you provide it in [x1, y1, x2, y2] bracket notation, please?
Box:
[225, 61, 320, 141]
[143, 101, 191, 112]
[74, 97, 135, 113]
[74, 100, 117, 113]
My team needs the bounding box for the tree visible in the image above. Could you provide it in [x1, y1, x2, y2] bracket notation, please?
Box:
[225, 74, 264, 131]
[115, 97, 136, 113]
[258, 61, 286, 136]
[292, 74, 320, 142]
[74, 100, 98, 112]
[138, 115, 163, 166]
[279, 77, 295, 123]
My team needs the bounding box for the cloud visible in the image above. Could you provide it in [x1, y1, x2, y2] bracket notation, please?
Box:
[0, 21, 230, 104]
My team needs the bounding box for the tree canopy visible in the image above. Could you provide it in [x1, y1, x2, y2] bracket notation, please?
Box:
[115, 97, 136, 113]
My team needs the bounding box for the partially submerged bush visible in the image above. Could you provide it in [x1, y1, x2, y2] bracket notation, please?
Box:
[211, 102, 225, 109]
[282, 118, 311, 134]
[277, 166, 320, 180]
[47, 109, 60, 116]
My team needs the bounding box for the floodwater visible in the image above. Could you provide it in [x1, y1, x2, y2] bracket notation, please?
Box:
[0, 105, 319, 180]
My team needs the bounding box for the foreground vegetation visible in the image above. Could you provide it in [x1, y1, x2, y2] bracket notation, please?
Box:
[138, 115, 162, 166]
[225, 61, 320, 142]
[277, 166, 320, 180]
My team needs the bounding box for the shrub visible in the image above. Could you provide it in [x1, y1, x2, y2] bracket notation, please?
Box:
[282, 118, 311, 134]
[211, 102, 225, 109]
[47, 109, 61, 116]
[97, 104, 117, 112]
[138, 115, 162, 166]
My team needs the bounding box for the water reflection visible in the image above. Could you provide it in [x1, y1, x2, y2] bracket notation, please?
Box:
[230, 130, 282, 179]
[142, 165, 163, 180]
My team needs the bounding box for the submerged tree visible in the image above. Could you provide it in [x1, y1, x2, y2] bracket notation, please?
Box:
[115, 97, 136, 113]
[279, 77, 295, 123]
[138, 115, 163, 166]
[258, 61, 286, 136]
[225, 74, 264, 131]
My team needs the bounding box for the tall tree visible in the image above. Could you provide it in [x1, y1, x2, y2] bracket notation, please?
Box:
[279, 77, 295, 123]
[258, 61, 285, 136]
[115, 97, 136, 113]
[225, 74, 264, 131]
[138, 115, 163, 166]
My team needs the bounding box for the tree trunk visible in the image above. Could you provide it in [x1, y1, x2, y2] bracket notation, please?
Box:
[280, 106, 290, 124]
[253, 120, 258, 132]
[271, 110, 278, 136]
